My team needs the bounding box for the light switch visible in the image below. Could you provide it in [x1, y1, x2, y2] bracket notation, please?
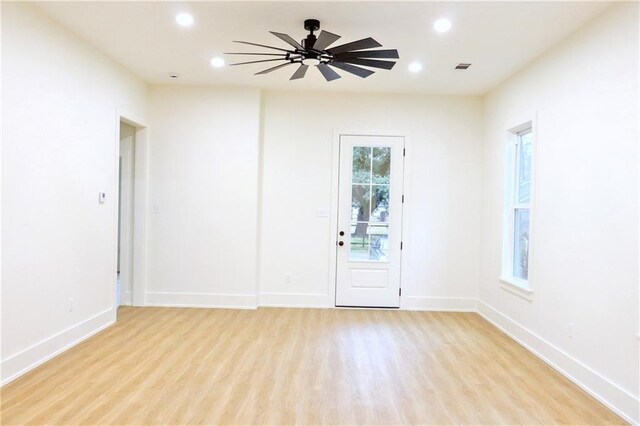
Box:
[98, 192, 106, 204]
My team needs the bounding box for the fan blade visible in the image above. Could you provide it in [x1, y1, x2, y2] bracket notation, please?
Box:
[312, 30, 341, 52]
[335, 49, 399, 59]
[224, 52, 288, 56]
[270, 32, 304, 50]
[233, 40, 294, 53]
[316, 63, 341, 81]
[327, 37, 382, 54]
[290, 64, 309, 80]
[228, 58, 289, 66]
[335, 58, 396, 70]
[328, 62, 374, 78]
[256, 62, 295, 75]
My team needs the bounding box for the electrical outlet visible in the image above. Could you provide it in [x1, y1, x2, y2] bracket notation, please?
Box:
[568, 322, 574, 339]
[284, 273, 292, 284]
[67, 298, 76, 313]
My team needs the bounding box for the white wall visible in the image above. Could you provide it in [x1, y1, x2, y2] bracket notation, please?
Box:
[1, 2, 147, 383]
[142, 88, 482, 310]
[478, 3, 639, 423]
[260, 91, 483, 309]
[145, 86, 261, 308]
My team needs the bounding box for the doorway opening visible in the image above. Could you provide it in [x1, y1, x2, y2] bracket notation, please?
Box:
[115, 116, 148, 313]
[117, 121, 136, 307]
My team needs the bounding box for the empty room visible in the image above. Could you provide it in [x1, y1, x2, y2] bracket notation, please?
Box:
[1, 1, 638, 425]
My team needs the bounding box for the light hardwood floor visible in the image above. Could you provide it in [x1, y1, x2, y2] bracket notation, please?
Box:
[1, 307, 625, 425]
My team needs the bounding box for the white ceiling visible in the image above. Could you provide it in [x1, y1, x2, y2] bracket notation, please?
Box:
[36, 1, 611, 95]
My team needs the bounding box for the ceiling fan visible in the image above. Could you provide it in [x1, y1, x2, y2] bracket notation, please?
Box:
[225, 19, 399, 81]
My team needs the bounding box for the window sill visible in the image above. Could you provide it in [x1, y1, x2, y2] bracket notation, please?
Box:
[499, 276, 534, 301]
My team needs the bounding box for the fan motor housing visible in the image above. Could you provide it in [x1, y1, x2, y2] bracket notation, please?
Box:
[304, 19, 320, 33]
[302, 35, 317, 50]
[303, 19, 320, 50]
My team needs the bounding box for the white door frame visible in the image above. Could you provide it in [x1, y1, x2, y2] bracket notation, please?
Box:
[115, 109, 149, 309]
[328, 129, 412, 308]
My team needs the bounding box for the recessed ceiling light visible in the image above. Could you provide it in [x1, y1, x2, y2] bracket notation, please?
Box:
[433, 18, 452, 33]
[408, 62, 422, 73]
[175, 13, 194, 27]
[210, 57, 225, 68]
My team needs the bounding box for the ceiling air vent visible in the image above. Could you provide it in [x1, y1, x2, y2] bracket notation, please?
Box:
[455, 63, 471, 70]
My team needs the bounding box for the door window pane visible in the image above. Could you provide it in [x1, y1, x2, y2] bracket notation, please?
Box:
[370, 185, 390, 223]
[350, 222, 370, 260]
[513, 208, 530, 280]
[372, 147, 391, 184]
[369, 224, 389, 261]
[352, 147, 371, 184]
[351, 185, 371, 222]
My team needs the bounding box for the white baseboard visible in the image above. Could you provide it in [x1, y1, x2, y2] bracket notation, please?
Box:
[1, 308, 115, 386]
[477, 300, 639, 425]
[145, 292, 257, 309]
[401, 296, 478, 312]
[259, 292, 330, 308]
[258, 294, 479, 311]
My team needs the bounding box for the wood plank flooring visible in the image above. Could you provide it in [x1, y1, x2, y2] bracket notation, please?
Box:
[0, 307, 625, 425]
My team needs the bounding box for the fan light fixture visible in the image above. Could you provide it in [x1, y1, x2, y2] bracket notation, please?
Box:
[225, 19, 400, 82]
[301, 57, 321, 66]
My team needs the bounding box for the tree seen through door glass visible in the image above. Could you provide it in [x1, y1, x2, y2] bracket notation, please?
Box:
[372, 147, 391, 184]
[352, 146, 372, 184]
[350, 146, 391, 261]
[370, 185, 389, 223]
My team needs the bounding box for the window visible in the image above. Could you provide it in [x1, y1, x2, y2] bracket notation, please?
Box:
[502, 125, 533, 292]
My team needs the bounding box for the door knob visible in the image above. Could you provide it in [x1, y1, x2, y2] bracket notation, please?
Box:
[338, 241, 344, 246]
